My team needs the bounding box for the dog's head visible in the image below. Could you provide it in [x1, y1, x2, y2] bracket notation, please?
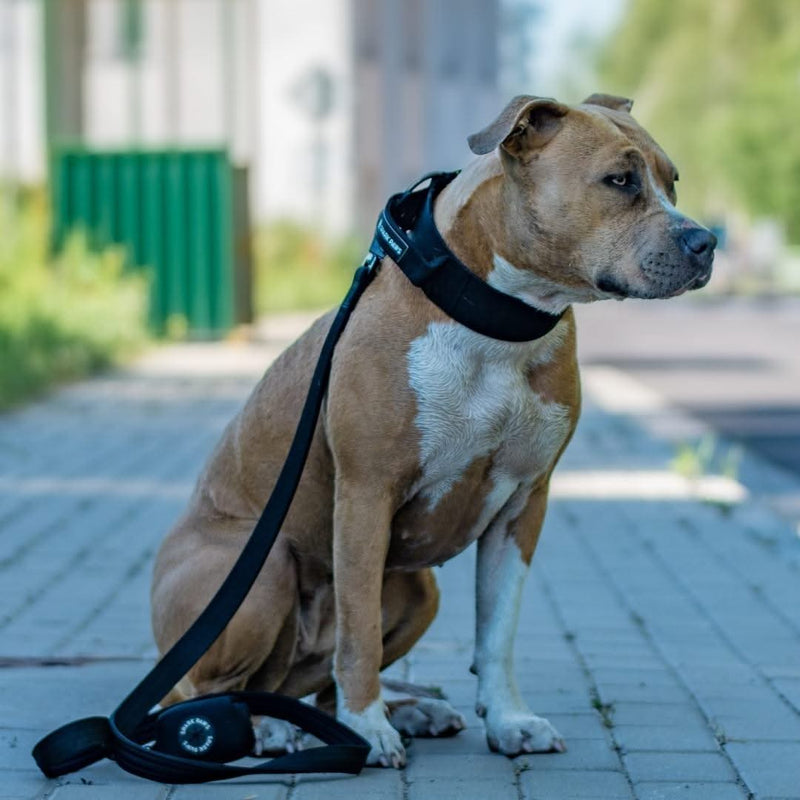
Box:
[468, 94, 715, 303]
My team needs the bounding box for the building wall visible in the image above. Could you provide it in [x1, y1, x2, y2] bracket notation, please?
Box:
[352, 0, 500, 232]
[257, 0, 501, 233]
[256, 0, 355, 232]
[82, 0, 249, 150]
[1, 0, 500, 234]
[0, 0, 44, 185]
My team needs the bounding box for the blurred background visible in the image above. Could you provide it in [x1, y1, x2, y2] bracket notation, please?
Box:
[0, 0, 799, 478]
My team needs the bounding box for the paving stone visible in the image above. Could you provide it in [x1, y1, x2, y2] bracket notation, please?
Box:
[0, 731, 47, 773]
[52, 761, 167, 787]
[590, 669, 681, 689]
[771, 679, 800, 713]
[614, 726, 720, 754]
[542, 713, 614, 740]
[171, 780, 291, 800]
[520, 768, 633, 799]
[51, 785, 170, 800]
[623, 752, 736, 783]
[0, 770, 51, 800]
[699, 697, 800, 738]
[514, 738, 621, 772]
[594, 683, 689, 705]
[408, 778, 515, 800]
[633, 782, 749, 800]
[611, 703, 706, 728]
[517, 690, 596, 714]
[410, 726, 490, 757]
[0, 664, 153, 731]
[725, 742, 800, 797]
[762, 667, 800, 681]
[294, 770, 398, 797]
[711, 712, 800, 743]
[679, 665, 759, 687]
[406, 753, 515, 780]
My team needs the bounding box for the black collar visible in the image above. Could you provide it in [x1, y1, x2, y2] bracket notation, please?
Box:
[368, 171, 565, 342]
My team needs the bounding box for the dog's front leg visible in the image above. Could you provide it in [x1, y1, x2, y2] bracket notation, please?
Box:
[474, 483, 566, 756]
[332, 480, 406, 768]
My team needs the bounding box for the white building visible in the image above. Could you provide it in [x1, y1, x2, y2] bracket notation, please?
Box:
[1, 0, 501, 233]
[0, 0, 44, 185]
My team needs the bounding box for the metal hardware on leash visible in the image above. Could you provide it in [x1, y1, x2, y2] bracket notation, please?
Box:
[362, 252, 380, 273]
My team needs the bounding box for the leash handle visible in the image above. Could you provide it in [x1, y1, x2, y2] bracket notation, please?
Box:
[33, 263, 377, 783]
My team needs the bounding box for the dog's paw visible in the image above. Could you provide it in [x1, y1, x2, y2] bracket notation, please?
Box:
[389, 698, 467, 738]
[338, 699, 407, 768]
[482, 709, 566, 756]
[252, 715, 305, 756]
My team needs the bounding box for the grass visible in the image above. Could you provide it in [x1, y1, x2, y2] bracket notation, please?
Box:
[0, 189, 149, 409]
[671, 433, 743, 483]
[589, 688, 616, 729]
[254, 220, 365, 313]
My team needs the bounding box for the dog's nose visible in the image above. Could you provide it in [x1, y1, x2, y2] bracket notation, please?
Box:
[680, 227, 717, 258]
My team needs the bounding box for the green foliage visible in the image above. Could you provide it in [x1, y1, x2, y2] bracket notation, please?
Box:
[0, 190, 149, 409]
[254, 220, 363, 313]
[597, 0, 800, 242]
[671, 434, 742, 482]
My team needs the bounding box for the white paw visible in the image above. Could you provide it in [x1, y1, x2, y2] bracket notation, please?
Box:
[338, 698, 407, 768]
[252, 716, 304, 756]
[389, 698, 467, 738]
[482, 708, 566, 756]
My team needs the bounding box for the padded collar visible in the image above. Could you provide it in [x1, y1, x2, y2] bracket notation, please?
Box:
[369, 171, 565, 342]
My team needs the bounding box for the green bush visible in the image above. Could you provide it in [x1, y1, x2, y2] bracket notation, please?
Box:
[254, 220, 364, 313]
[0, 190, 149, 409]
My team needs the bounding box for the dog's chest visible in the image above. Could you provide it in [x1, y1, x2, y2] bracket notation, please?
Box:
[405, 321, 571, 514]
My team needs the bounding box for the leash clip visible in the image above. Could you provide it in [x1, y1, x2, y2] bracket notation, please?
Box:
[362, 252, 380, 273]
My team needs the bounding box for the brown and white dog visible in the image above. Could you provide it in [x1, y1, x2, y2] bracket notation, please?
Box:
[151, 94, 715, 768]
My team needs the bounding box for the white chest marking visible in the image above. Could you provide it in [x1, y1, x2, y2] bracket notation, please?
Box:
[406, 319, 570, 509]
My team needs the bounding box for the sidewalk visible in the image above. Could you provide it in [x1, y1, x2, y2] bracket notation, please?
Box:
[2, 314, 800, 800]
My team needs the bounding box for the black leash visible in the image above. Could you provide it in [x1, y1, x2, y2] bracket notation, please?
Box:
[33, 172, 565, 785]
[33, 261, 376, 783]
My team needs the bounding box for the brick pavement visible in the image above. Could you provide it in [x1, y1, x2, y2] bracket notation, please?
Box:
[1, 314, 799, 800]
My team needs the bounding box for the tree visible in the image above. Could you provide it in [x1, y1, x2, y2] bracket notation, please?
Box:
[597, 0, 800, 243]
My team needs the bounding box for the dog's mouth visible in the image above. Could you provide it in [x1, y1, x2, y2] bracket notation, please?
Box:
[663, 267, 713, 298]
[688, 268, 713, 290]
[595, 275, 629, 299]
[595, 270, 713, 301]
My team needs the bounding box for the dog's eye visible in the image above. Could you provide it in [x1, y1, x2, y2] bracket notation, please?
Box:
[603, 171, 640, 195]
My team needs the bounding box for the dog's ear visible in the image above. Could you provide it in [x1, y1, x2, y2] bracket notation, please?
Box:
[467, 96, 569, 157]
[582, 93, 634, 113]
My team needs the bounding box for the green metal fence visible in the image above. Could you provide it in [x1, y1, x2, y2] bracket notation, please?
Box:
[50, 147, 252, 337]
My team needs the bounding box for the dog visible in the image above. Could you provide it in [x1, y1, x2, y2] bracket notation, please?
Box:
[151, 93, 715, 768]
